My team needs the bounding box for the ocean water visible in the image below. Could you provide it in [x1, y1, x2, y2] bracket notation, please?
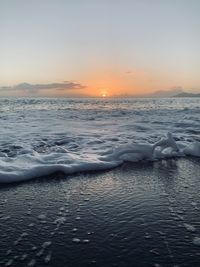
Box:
[0, 97, 199, 183]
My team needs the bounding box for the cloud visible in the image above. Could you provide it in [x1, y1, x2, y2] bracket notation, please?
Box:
[125, 71, 133, 74]
[0, 81, 86, 95]
[124, 69, 149, 78]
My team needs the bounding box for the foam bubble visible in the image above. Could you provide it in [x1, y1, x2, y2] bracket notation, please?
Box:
[21, 254, 28, 261]
[183, 223, 196, 232]
[82, 239, 90, 243]
[193, 237, 200, 246]
[42, 241, 52, 249]
[44, 252, 52, 263]
[5, 259, 13, 266]
[27, 259, 36, 267]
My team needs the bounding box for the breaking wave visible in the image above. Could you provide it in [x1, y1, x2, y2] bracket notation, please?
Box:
[0, 97, 199, 183]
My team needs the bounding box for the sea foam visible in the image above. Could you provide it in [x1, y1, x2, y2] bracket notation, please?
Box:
[0, 97, 199, 183]
[0, 132, 199, 183]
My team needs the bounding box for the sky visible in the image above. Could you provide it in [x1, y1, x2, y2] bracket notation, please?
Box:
[0, 0, 200, 97]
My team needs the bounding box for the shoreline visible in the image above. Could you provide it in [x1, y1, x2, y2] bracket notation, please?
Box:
[0, 158, 200, 266]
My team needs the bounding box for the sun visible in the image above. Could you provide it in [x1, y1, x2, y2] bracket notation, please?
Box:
[101, 89, 108, 98]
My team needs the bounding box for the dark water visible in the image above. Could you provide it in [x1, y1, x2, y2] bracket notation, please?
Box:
[0, 158, 200, 267]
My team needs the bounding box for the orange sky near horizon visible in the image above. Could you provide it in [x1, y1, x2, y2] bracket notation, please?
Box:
[79, 69, 173, 97]
[1, 65, 199, 97]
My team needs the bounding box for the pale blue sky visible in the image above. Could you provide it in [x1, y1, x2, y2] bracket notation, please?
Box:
[0, 0, 200, 96]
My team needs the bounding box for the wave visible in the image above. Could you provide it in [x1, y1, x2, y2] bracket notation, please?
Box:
[0, 133, 199, 183]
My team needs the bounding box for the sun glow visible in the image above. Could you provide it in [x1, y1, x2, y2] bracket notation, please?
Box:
[101, 89, 108, 98]
[81, 68, 158, 98]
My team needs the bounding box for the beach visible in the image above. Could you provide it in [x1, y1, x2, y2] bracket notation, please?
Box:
[0, 158, 200, 267]
[1, 1, 200, 265]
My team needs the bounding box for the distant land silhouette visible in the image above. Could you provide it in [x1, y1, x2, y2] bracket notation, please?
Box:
[138, 89, 200, 98]
[173, 92, 200, 97]
[112, 88, 200, 98]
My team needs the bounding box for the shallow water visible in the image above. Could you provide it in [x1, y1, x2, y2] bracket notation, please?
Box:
[0, 158, 200, 266]
[0, 97, 200, 183]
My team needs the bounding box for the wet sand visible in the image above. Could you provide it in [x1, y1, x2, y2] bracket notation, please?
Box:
[0, 158, 200, 267]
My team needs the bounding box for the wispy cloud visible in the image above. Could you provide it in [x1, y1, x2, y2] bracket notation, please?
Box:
[0, 81, 86, 95]
[125, 69, 148, 76]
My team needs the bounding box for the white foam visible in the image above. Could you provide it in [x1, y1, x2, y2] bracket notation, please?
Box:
[54, 216, 66, 227]
[0, 97, 200, 184]
[6, 250, 12, 255]
[14, 237, 22, 245]
[193, 237, 200, 245]
[183, 223, 196, 232]
[37, 249, 44, 257]
[0, 135, 199, 183]
[42, 241, 52, 249]
[5, 259, 13, 266]
[183, 142, 200, 157]
[21, 254, 28, 261]
[44, 252, 52, 263]
[27, 259, 36, 267]
[21, 232, 28, 237]
[82, 239, 90, 243]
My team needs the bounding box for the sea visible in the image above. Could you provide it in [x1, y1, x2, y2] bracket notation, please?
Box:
[0, 97, 200, 183]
